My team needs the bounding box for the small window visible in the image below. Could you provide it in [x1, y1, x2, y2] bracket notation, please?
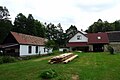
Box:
[36, 46, 38, 53]
[97, 36, 101, 40]
[44, 48, 46, 52]
[77, 35, 82, 40]
[28, 46, 32, 53]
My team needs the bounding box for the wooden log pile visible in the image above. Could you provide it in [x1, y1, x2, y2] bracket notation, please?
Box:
[48, 53, 78, 64]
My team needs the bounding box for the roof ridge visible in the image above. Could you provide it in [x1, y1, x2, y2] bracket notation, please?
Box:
[10, 31, 44, 39]
[10, 31, 45, 45]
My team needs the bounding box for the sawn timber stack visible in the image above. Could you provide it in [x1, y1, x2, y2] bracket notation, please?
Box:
[48, 53, 78, 64]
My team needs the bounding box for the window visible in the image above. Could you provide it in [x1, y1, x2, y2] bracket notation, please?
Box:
[36, 46, 38, 53]
[44, 48, 46, 52]
[77, 35, 82, 40]
[28, 46, 32, 53]
[97, 36, 101, 40]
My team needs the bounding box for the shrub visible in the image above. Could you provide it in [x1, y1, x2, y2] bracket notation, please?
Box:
[0, 57, 3, 64]
[63, 49, 67, 53]
[21, 56, 32, 60]
[40, 69, 57, 79]
[0, 53, 3, 56]
[108, 46, 114, 54]
[1, 56, 17, 63]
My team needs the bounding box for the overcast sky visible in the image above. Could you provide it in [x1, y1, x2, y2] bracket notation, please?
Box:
[1, 0, 120, 31]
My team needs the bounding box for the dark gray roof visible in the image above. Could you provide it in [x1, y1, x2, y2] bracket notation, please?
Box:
[107, 31, 120, 42]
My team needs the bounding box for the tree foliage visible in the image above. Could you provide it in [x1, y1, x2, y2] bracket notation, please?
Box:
[66, 25, 78, 38]
[45, 23, 65, 48]
[12, 13, 45, 37]
[107, 45, 114, 55]
[0, 19, 12, 43]
[0, 6, 12, 43]
[12, 13, 27, 33]
[0, 6, 10, 20]
[45, 40, 55, 48]
[34, 20, 46, 37]
[26, 14, 37, 36]
[65, 25, 78, 44]
[88, 19, 120, 33]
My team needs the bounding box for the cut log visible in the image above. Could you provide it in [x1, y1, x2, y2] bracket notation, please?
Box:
[63, 55, 78, 64]
[48, 53, 78, 64]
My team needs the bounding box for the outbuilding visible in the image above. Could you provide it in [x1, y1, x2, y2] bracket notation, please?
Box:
[1, 31, 52, 56]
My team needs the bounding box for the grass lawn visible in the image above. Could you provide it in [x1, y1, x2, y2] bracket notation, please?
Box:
[0, 52, 120, 80]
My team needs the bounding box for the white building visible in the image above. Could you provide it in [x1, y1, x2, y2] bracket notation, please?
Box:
[2, 31, 52, 56]
[66, 31, 89, 51]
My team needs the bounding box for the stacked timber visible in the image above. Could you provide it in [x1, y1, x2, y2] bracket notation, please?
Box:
[48, 53, 78, 64]
[63, 55, 78, 64]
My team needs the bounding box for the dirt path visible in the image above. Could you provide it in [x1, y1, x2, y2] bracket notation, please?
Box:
[72, 74, 79, 80]
[33, 56, 55, 62]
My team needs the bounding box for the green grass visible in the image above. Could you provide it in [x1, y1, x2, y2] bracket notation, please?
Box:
[0, 52, 120, 80]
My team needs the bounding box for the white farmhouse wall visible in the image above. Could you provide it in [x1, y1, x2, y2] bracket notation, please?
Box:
[20, 45, 36, 56]
[20, 45, 51, 56]
[69, 33, 88, 42]
[39, 46, 47, 54]
[20, 45, 28, 56]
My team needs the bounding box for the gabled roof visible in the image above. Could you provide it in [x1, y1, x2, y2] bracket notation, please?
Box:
[107, 31, 120, 42]
[68, 31, 87, 42]
[10, 31, 45, 45]
[88, 32, 109, 44]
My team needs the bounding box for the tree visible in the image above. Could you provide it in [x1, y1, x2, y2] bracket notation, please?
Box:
[56, 23, 65, 47]
[0, 6, 12, 43]
[66, 25, 78, 39]
[0, 6, 10, 20]
[88, 19, 114, 33]
[13, 13, 46, 37]
[45, 23, 66, 48]
[45, 40, 55, 53]
[107, 45, 114, 55]
[45, 40, 55, 48]
[26, 14, 37, 36]
[0, 20, 12, 43]
[34, 20, 46, 38]
[12, 13, 27, 33]
[46, 23, 56, 40]
[114, 20, 120, 31]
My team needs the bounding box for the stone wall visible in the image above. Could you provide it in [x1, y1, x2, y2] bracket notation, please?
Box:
[109, 42, 120, 52]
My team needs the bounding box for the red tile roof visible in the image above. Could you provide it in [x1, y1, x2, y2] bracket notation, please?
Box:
[88, 32, 109, 44]
[66, 42, 88, 47]
[10, 31, 46, 45]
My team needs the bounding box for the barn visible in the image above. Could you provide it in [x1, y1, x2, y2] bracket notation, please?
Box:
[107, 31, 120, 52]
[1, 31, 52, 57]
[67, 31, 120, 52]
[88, 33, 109, 52]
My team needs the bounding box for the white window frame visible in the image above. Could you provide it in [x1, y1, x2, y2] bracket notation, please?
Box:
[77, 35, 82, 40]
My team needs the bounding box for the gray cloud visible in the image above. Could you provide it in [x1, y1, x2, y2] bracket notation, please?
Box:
[75, 0, 120, 12]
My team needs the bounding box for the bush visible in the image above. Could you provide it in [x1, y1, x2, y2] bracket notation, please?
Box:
[40, 69, 57, 79]
[63, 49, 67, 53]
[0, 53, 3, 56]
[108, 46, 114, 54]
[21, 56, 32, 60]
[21, 55, 42, 60]
[0, 56, 17, 64]
[0, 57, 3, 64]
